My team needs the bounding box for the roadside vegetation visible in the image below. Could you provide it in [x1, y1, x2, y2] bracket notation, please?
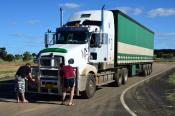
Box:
[168, 73, 175, 85]
[166, 73, 175, 104]
[154, 49, 175, 62]
[0, 47, 36, 79]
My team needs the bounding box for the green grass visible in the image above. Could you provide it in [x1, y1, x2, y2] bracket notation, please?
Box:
[0, 70, 16, 79]
[166, 93, 175, 103]
[168, 73, 175, 85]
[0, 59, 34, 79]
[166, 73, 175, 104]
[0, 72, 16, 79]
[0, 70, 15, 74]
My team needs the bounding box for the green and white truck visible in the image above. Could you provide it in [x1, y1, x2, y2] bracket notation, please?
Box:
[27, 8, 154, 98]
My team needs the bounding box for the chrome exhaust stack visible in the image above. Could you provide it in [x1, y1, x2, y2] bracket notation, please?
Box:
[60, 7, 63, 27]
[101, 5, 105, 33]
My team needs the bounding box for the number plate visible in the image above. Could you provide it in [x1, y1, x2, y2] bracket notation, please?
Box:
[45, 84, 54, 89]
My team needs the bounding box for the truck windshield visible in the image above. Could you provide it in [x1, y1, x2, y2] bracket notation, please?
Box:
[56, 31, 89, 44]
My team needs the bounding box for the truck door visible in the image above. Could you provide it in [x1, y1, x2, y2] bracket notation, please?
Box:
[89, 33, 108, 62]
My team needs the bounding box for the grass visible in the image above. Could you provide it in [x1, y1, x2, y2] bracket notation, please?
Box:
[0, 59, 35, 79]
[168, 73, 175, 85]
[0, 70, 16, 74]
[166, 73, 175, 104]
[0, 72, 16, 79]
[166, 93, 175, 103]
[0, 59, 33, 65]
[0, 69, 17, 79]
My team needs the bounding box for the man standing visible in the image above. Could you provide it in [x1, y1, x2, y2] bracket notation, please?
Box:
[15, 63, 35, 103]
[60, 59, 75, 106]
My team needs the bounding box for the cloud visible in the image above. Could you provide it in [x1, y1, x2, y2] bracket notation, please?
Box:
[148, 8, 175, 18]
[59, 3, 80, 9]
[116, 7, 143, 15]
[27, 20, 40, 25]
[10, 32, 24, 38]
[132, 8, 143, 15]
[155, 32, 175, 39]
[10, 22, 17, 26]
[10, 32, 42, 40]
[116, 7, 131, 14]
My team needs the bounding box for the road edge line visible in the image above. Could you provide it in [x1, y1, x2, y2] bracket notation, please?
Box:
[120, 66, 175, 116]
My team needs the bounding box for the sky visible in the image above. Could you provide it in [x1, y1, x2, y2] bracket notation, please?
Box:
[0, 0, 175, 55]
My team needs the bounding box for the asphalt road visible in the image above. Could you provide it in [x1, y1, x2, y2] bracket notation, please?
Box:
[125, 63, 175, 116]
[0, 63, 175, 116]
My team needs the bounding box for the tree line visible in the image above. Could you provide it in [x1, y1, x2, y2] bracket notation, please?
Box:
[0, 47, 36, 62]
[1, 47, 175, 62]
[154, 49, 175, 59]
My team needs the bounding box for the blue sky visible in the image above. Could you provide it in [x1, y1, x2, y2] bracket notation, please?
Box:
[0, 0, 175, 54]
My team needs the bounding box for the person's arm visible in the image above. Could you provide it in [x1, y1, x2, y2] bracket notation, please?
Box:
[27, 73, 35, 82]
[59, 68, 64, 85]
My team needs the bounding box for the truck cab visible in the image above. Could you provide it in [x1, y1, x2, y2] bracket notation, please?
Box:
[27, 10, 116, 98]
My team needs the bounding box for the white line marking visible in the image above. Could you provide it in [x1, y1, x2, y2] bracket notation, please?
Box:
[120, 66, 175, 116]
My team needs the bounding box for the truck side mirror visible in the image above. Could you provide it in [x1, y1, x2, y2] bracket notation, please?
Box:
[45, 34, 48, 48]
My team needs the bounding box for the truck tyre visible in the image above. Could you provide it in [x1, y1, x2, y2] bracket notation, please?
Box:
[143, 64, 148, 76]
[122, 68, 128, 84]
[148, 64, 152, 75]
[82, 74, 96, 99]
[150, 64, 153, 73]
[113, 69, 122, 87]
[147, 64, 151, 75]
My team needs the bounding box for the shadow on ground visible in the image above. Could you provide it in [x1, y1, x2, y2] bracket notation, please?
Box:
[0, 78, 103, 104]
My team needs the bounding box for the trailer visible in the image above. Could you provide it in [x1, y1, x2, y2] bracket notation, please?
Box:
[26, 8, 154, 98]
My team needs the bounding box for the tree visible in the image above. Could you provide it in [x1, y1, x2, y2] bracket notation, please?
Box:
[3, 54, 14, 61]
[23, 51, 32, 61]
[0, 47, 7, 59]
[15, 54, 22, 60]
[32, 53, 37, 58]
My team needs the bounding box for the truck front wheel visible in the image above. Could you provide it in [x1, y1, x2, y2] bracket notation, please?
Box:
[82, 74, 96, 99]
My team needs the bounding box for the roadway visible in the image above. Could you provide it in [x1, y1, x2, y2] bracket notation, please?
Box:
[0, 63, 175, 116]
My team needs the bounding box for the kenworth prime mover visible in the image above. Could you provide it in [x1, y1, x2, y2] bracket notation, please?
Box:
[27, 8, 154, 98]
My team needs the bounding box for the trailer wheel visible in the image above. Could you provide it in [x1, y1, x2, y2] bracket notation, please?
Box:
[122, 68, 128, 84]
[113, 69, 122, 87]
[143, 65, 148, 76]
[148, 64, 152, 75]
[150, 64, 153, 73]
[82, 74, 96, 99]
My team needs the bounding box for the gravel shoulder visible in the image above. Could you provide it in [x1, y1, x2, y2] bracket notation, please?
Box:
[125, 66, 175, 116]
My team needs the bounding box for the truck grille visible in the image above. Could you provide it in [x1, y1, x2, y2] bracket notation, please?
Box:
[40, 59, 51, 66]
